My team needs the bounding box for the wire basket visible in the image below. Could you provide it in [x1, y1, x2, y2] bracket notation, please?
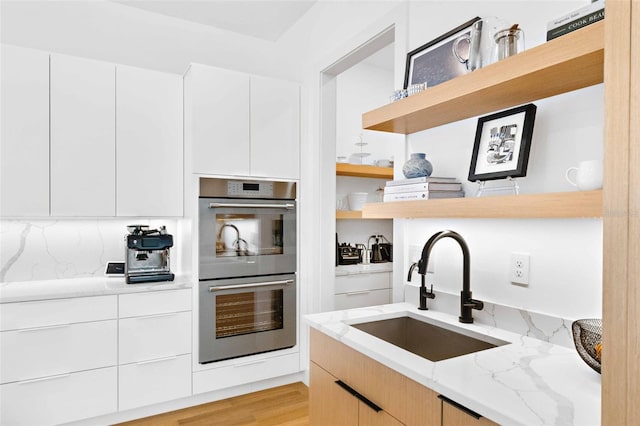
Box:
[571, 319, 602, 374]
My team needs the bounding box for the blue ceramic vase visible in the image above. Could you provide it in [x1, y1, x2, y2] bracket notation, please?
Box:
[402, 153, 433, 178]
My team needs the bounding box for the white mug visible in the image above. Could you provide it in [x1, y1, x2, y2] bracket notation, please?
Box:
[566, 160, 603, 191]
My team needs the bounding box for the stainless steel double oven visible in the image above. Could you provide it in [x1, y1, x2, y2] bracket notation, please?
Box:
[198, 178, 297, 364]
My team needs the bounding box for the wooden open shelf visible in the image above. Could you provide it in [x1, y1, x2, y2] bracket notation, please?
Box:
[336, 210, 363, 219]
[362, 21, 604, 134]
[336, 163, 393, 179]
[362, 190, 603, 219]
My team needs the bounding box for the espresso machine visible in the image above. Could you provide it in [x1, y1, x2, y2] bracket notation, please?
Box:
[125, 225, 175, 284]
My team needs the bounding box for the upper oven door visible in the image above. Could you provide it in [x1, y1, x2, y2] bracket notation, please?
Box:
[199, 198, 297, 280]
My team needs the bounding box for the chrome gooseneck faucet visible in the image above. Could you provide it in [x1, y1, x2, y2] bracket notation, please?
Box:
[417, 230, 484, 323]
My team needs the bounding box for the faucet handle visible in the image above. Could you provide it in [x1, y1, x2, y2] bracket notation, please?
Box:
[426, 284, 436, 299]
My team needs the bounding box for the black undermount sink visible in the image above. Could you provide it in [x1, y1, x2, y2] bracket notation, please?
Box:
[352, 316, 508, 362]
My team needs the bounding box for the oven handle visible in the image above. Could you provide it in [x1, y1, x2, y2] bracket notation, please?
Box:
[209, 202, 295, 210]
[208, 279, 294, 292]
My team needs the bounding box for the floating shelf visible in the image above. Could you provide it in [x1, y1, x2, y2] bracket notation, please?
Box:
[336, 163, 393, 179]
[362, 22, 604, 134]
[361, 190, 603, 219]
[336, 210, 363, 219]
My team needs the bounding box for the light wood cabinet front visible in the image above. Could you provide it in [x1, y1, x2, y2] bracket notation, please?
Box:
[310, 361, 359, 425]
[310, 328, 442, 426]
[441, 397, 498, 426]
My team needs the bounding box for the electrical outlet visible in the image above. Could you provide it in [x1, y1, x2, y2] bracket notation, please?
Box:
[510, 253, 530, 285]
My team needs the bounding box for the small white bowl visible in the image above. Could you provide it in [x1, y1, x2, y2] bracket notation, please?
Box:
[348, 192, 368, 211]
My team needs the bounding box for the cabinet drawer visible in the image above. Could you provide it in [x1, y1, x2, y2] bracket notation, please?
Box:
[335, 289, 390, 310]
[0, 320, 117, 384]
[119, 311, 191, 364]
[335, 273, 390, 294]
[119, 353, 191, 411]
[0, 366, 117, 426]
[118, 289, 191, 318]
[0, 295, 117, 331]
[193, 352, 300, 394]
[310, 328, 405, 423]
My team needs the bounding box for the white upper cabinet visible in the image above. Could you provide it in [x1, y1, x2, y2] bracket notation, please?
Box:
[185, 64, 250, 176]
[116, 65, 183, 216]
[0, 45, 50, 217]
[184, 64, 300, 179]
[50, 54, 116, 216]
[250, 76, 300, 180]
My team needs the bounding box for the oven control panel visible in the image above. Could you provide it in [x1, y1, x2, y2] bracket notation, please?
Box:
[227, 181, 274, 197]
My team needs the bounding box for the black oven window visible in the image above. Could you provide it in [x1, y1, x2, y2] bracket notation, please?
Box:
[215, 289, 284, 338]
[215, 213, 284, 257]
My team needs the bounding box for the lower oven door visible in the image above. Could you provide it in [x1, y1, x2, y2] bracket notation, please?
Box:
[199, 274, 297, 364]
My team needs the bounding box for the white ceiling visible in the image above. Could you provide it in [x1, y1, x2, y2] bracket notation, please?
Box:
[113, 0, 317, 42]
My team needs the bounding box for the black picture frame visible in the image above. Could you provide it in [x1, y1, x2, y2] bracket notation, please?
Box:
[468, 104, 537, 182]
[403, 17, 480, 90]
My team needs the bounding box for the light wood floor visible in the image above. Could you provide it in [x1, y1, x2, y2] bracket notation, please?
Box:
[117, 382, 309, 426]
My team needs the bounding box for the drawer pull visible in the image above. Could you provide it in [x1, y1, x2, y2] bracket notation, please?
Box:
[16, 323, 71, 332]
[18, 373, 72, 384]
[345, 291, 371, 296]
[133, 312, 179, 320]
[136, 355, 179, 366]
[234, 359, 266, 368]
[438, 395, 482, 419]
[335, 380, 382, 412]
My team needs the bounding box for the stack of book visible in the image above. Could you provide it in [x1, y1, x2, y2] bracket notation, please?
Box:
[383, 177, 464, 202]
[546, 0, 604, 41]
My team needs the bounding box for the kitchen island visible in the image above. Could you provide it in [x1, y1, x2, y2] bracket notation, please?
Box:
[306, 303, 600, 426]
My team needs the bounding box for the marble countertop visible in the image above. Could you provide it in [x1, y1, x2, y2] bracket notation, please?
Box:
[335, 262, 393, 276]
[306, 303, 601, 426]
[0, 274, 193, 303]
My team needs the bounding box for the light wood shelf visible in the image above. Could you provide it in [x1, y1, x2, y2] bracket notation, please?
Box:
[362, 21, 604, 134]
[336, 163, 393, 179]
[336, 210, 364, 219]
[362, 190, 603, 219]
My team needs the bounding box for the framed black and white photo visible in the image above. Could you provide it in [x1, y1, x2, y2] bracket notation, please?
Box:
[468, 104, 537, 182]
[403, 17, 480, 89]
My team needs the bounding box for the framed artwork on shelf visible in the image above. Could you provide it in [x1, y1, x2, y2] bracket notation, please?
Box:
[468, 103, 537, 182]
[403, 17, 480, 89]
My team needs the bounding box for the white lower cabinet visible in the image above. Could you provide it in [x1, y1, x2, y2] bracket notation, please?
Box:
[334, 272, 392, 310]
[0, 320, 117, 383]
[193, 352, 300, 394]
[119, 354, 191, 411]
[118, 289, 192, 410]
[0, 367, 117, 426]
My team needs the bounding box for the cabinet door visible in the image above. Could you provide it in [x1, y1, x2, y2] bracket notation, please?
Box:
[310, 361, 358, 426]
[0, 45, 50, 217]
[50, 54, 115, 216]
[250, 76, 300, 179]
[119, 354, 191, 411]
[359, 401, 404, 426]
[0, 320, 117, 384]
[186, 64, 250, 176]
[0, 367, 117, 426]
[335, 288, 391, 310]
[119, 311, 191, 364]
[441, 397, 498, 426]
[116, 65, 183, 216]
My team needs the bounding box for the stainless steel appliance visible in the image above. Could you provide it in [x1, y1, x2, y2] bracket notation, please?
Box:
[198, 178, 297, 364]
[125, 225, 175, 284]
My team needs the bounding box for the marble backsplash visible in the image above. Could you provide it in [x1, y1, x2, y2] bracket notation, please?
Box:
[0, 219, 181, 283]
[405, 285, 577, 349]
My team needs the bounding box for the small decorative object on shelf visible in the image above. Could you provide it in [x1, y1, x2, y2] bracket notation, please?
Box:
[384, 176, 463, 202]
[468, 103, 537, 194]
[494, 24, 525, 60]
[572, 318, 602, 374]
[402, 153, 433, 178]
